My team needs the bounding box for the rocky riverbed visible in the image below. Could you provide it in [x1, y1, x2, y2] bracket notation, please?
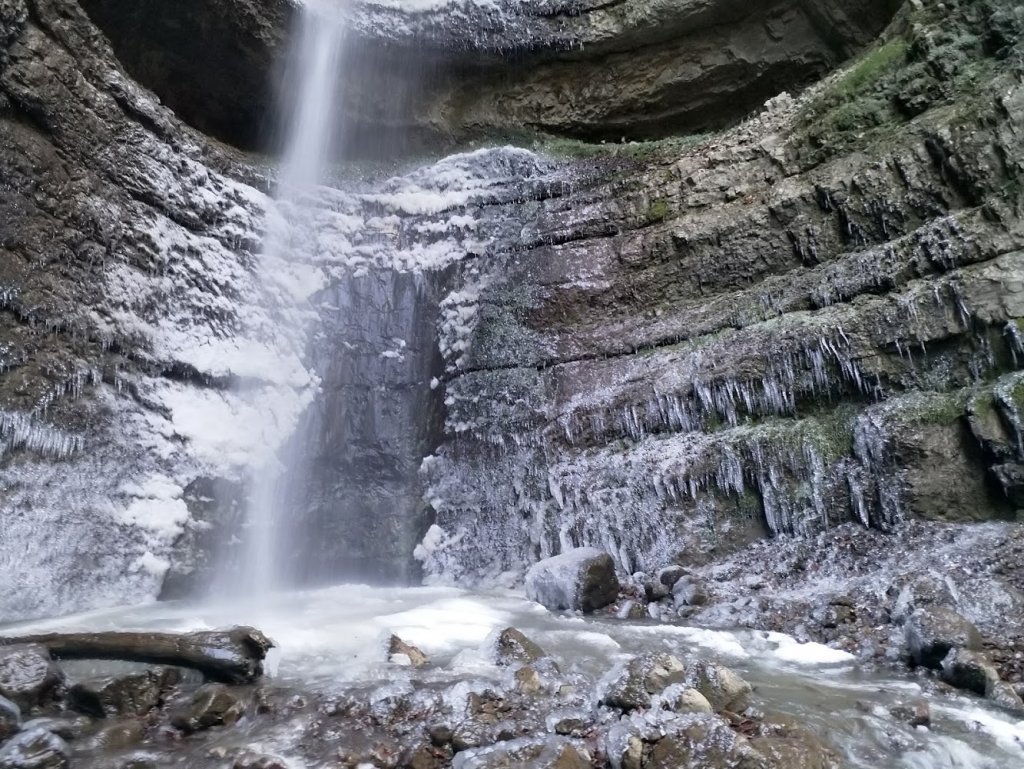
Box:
[2, 585, 1024, 769]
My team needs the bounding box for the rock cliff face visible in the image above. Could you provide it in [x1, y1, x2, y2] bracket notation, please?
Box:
[419, 0, 1024, 585]
[0, 0, 1022, 620]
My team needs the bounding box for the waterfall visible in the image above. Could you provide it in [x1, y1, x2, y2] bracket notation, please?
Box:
[225, 0, 347, 597]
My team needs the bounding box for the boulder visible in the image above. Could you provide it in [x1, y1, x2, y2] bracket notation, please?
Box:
[905, 607, 982, 669]
[0, 727, 70, 769]
[493, 628, 545, 666]
[388, 635, 429, 667]
[941, 649, 1000, 697]
[0, 647, 63, 712]
[525, 549, 620, 613]
[0, 696, 20, 741]
[170, 684, 243, 733]
[685, 661, 753, 713]
[68, 668, 178, 718]
[600, 653, 686, 712]
[889, 699, 931, 728]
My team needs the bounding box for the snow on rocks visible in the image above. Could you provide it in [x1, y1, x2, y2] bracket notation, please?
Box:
[525, 548, 620, 613]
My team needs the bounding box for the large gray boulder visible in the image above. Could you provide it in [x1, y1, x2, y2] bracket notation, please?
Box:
[68, 668, 178, 718]
[905, 607, 983, 669]
[941, 649, 1000, 697]
[0, 647, 63, 712]
[525, 548, 620, 612]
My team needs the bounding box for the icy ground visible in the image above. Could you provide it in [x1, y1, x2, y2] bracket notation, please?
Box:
[6, 585, 1024, 768]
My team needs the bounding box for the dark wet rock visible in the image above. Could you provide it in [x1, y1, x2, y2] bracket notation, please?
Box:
[905, 608, 983, 669]
[0, 727, 70, 769]
[644, 579, 671, 602]
[551, 715, 588, 737]
[941, 649, 1000, 697]
[388, 635, 428, 668]
[68, 668, 177, 718]
[600, 653, 686, 712]
[0, 647, 63, 712]
[428, 724, 453, 747]
[0, 696, 20, 741]
[113, 753, 160, 769]
[170, 684, 243, 733]
[525, 548, 620, 613]
[889, 699, 931, 728]
[493, 628, 545, 666]
[685, 661, 753, 714]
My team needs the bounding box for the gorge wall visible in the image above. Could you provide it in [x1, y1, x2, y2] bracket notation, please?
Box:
[0, 0, 1022, 620]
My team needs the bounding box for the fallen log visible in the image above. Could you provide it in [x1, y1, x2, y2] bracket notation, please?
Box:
[0, 626, 274, 684]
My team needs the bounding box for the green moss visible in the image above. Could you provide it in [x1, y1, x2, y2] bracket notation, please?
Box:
[647, 198, 670, 223]
[835, 39, 910, 98]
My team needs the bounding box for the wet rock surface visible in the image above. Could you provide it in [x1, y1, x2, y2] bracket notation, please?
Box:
[0, 647, 63, 712]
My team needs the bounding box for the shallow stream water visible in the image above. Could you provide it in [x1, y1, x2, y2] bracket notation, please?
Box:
[7, 586, 1024, 768]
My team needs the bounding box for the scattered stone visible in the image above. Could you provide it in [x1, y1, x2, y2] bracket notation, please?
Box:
[905, 607, 982, 669]
[69, 668, 176, 718]
[644, 578, 670, 602]
[990, 682, 1024, 716]
[889, 699, 931, 727]
[401, 745, 441, 769]
[19, 717, 90, 744]
[600, 653, 686, 712]
[233, 752, 289, 769]
[0, 726, 70, 769]
[114, 753, 160, 769]
[0, 646, 63, 711]
[514, 666, 543, 695]
[551, 715, 588, 736]
[658, 566, 687, 588]
[941, 649, 1000, 697]
[672, 578, 709, 610]
[170, 684, 243, 733]
[661, 685, 714, 714]
[451, 720, 492, 752]
[686, 661, 753, 713]
[525, 548, 620, 613]
[647, 713, 762, 769]
[428, 724, 453, 747]
[493, 628, 545, 666]
[452, 738, 588, 769]
[0, 696, 20, 741]
[389, 635, 428, 667]
[92, 719, 145, 750]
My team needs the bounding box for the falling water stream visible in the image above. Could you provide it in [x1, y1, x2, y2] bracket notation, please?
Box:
[228, 0, 348, 597]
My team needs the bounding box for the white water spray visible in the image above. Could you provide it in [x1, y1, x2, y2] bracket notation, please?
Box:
[231, 0, 348, 597]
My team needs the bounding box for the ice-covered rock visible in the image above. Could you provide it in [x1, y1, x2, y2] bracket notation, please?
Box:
[0, 647, 63, 712]
[492, 627, 546, 666]
[525, 548, 620, 613]
[0, 695, 20, 742]
[685, 661, 753, 714]
[600, 654, 686, 712]
[0, 727, 70, 769]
